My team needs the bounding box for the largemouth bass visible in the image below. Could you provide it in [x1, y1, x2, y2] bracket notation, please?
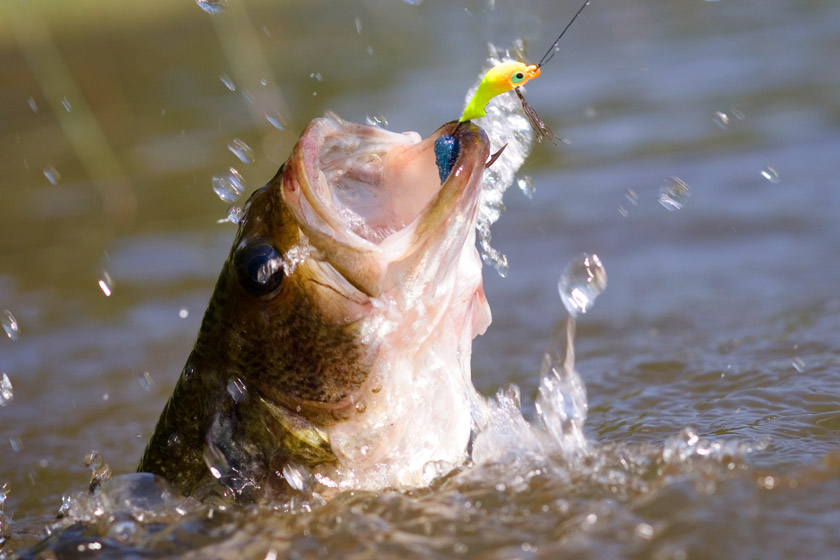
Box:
[139, 116, 492, 497]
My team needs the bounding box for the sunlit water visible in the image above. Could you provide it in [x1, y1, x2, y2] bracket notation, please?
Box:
[2, 0, 840, 558]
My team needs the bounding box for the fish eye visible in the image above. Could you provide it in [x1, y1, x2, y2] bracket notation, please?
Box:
[234, 241, 285, 296]
[511, 71, 525, 84]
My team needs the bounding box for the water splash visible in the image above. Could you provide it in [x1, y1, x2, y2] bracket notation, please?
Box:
[43, 163, 61, 185]
[227, 138, 254, 164]
[212, 168, 246, 203]
[2, 309, 19, 340]
[658, 176, 691, 211]
[0, 373, 12, 406]
[98, 270, 114, 297]
[465, 44, 535, 276]
[136, 372, 155, 392]
[219, 74, 236, 91]
[217, 205, 245, 225]
[265, 111, 285, 130]
[196, 0, 226, 15]
[760, 166, 780, 183]
[558, 253, 607, 318]
[365, 113, 388, 128]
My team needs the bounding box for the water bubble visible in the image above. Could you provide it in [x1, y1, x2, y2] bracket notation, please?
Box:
[98, 270, 114, 297]
[178, 308, 189, 319]
[43, 163, 61, 185]
[27, 97, 38, 113]
[713, 111, 729, 129]
[658, 176, 691, 211]
[136, 371, 155, 392]
[2, 310, 19, 340]
[212, 168, 246, 203]
[760, 166, 780, 183]
[558, 253, 607, 317]
[365, 113, 388, 128]
[265, 111, 285, 130]
[354, 16, 362, 34]
[516, 175, 535, 199]
[196, 0, 226, 14]
[1, 372, 15, 404]
[219, 73, 236, 91]
[216, 205, 244, 224]
[309, 72, 322, 82]
[227, 138, 254, 164]
[84, 451, 112, 489]
[60, 96, 72, 112]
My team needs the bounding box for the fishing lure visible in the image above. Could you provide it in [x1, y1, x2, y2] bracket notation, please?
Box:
[459, 0, 590, 143]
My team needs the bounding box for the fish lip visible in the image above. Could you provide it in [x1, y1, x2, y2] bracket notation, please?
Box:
[280, 116, 490, 297]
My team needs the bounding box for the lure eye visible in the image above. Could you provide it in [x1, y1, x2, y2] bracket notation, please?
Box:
[511, 71, 526, 84]
[234, 240, 285, 296]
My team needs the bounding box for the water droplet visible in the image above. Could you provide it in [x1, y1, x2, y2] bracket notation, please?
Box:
[355, 400, 366, 413]
[9, 437, 22, 452]
[625, 188, 639, 205]
[617, 205, 629, 217]
[658, 176, 691, 211]
[219, 73, 236, 91]
[281, 462, 311, 492]
[791, 357, 805, 373]
[27, 97, 38, 113]
[136, 371, 155, 392]
[354, 16, 362, 33]
[366, 46, 374, 56]
[309, 72, 322, 82]
[196, 0, 226, 14]
[212, 168, 246, 203]
[60, 97, 72, 112]
[262, 26, 270, 37]
[558, 253, 607, 317]
[265, 111, 285, 130]
[760, 166, 779, 183]
[264, 549, 279, 560]
[2, 310, 19, 340]
[260, 78, 268, 86]
[403, 0, 423, 5]
[84, 451, 112, 488]
[634, 523, 655, 540]
[98, 270, 114, 297]
[226, 378, 247, 403]
[365, 113, 388, 128]
[216, 205, 244, 224]
[713, 111, 729, 129]
[516, 175, 535, 199]
[178, 308, 189, 319]
[227, 138, 254, 164]
[731, 106, 745, 120]
[584, 104, 597, 119]
[43, 163, 61, 185]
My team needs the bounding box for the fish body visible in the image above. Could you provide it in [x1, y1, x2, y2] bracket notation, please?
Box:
[139, 116, 492, 496]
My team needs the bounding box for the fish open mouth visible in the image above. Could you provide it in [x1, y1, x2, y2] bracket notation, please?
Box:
[286, 116, 488, 254]
[281, 115, 489, 297]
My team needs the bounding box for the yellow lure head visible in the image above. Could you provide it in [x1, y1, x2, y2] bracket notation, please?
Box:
[459, 61, 541, 122]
